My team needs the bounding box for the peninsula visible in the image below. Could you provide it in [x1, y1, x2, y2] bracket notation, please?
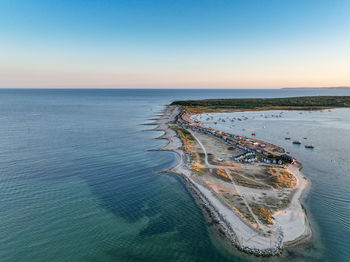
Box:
[150, 96, 350, 256]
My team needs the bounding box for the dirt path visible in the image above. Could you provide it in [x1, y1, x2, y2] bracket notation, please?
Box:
[190, 130, 265, 230]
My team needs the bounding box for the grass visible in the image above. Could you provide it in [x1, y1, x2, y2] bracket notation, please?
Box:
[231, 173, 269, 189]
[250, 204, 274, 225]
[222, 193, 256, 223]
[213, 168, 231, 182]
[263, 195, 290, 211]
[268, 168, 295, 189]
[174, 127, 195, 141]
[198, 152, 205, 164]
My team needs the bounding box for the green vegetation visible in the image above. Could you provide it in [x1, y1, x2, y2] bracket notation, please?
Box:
[198, 152, 205, 164]
[263, 195, 290, 211]
[230, 172, 270, 189]
[174, 127, 195, 141]
[171, 96, 350, 111]
[253, 207, 273, 225]
[213, 168, 231, 182]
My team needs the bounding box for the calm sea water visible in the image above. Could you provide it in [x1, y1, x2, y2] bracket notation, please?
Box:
[0, 88, 349, 262]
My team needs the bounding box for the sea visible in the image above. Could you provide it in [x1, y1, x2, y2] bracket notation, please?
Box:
[0, 88, 349, 262]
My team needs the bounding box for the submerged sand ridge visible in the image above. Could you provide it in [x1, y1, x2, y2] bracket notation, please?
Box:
[148, 105, 311, 256]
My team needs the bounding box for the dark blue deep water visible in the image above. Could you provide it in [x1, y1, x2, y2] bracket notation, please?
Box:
[0, 88, 349, 262]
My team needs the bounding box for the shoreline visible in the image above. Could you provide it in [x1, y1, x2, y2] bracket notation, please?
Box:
[147, 105, 311, 256]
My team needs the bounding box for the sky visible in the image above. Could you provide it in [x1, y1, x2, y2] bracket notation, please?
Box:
[0, 0, 349, 89]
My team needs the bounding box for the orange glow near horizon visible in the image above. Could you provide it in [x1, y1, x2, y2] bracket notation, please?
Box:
[1, 64, 349, 89]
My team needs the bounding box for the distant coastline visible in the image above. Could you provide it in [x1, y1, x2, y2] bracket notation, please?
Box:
[281, 86, 350, 90]
[171, 96, 350, 114]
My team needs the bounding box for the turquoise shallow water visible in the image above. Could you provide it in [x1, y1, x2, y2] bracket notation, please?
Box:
[0, 88, 349, 261]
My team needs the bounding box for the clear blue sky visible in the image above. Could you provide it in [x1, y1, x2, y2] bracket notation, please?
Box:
[1, 0, 349, 88]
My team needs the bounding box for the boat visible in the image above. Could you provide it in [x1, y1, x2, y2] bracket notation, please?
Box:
[305, 145, 314, 149]
[303, 137, 307, 139]
[293, 141, 301, 145]
[251, 133, 256, 136]
[285, 137, 291, 140]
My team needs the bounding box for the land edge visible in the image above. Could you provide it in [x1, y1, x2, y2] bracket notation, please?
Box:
[145, 104, 312, 256]
[283, 178, 313, 248]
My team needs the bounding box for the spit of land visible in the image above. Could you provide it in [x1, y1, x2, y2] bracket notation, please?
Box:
[148, 97, 350, 256]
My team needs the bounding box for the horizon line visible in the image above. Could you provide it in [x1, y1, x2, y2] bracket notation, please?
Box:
[0, 86, 349, 90]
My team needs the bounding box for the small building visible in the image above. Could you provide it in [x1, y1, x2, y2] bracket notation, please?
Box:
[281, 154, 294, 163]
